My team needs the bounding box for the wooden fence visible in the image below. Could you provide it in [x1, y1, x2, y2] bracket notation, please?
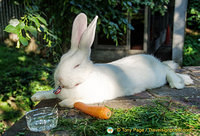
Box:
[0, 0, 24, 42]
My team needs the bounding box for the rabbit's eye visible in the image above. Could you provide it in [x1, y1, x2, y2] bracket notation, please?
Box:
[74, 64, 80, 69]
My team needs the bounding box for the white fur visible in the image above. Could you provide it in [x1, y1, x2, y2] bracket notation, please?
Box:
[162, 60, 179, 70]
[31, 13, 193, 108]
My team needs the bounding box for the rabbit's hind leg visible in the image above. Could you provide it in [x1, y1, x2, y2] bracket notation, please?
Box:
[166, 69, 185, 89]
[176, 73, 193, 85]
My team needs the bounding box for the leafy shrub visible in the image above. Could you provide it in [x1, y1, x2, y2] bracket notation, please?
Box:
[187, 0, 200, 31]
[184, 0, 200, 66]
[5, 0, 170, 60]
[4, 5, 59, 48]
[183, 34, 200, 66]
[0, 44, 54, 134]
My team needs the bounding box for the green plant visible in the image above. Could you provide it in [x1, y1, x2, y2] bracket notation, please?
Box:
[0, 121, 8, 134]
[184, 0, 200, 66]
[42, 0, 170, 46]
[5, 0, 170, 52]
[183, 34, 200, 66]
[0, 44, 54, 134]
[187, 0, 200, 31]
[4, 4, 59, 48]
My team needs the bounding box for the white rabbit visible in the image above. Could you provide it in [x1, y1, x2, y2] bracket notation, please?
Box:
[31, 13, 193, 108]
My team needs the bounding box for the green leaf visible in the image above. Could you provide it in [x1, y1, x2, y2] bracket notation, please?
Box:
[127, 1, 132, 7]
[190, 8, 196, 14]
[26, 33, 31, 40]
[122, 18, 128, 24]
[47, 32, 58, 40]
[36, 15, 47, 26]
[16, 41, 20, 48]
[25, 26, 37, 38]
[4, 25, 19, 34]
[40, 25, 48, 32]
[28, 16, 40, 28]
[16, 22, 25, 30]
[127, 23, 134, 30]
[19, 35, 28, 46]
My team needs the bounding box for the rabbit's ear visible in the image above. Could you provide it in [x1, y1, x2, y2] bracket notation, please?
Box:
[71, 13, 87, 50]
[79, 15, 98, 50]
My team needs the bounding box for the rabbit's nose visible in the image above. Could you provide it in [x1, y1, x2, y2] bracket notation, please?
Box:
[58, 78, 70, 88]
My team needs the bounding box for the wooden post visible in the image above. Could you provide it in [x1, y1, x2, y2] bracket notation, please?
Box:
[172, 0, 188, 65]
[143, 6, 150, 53]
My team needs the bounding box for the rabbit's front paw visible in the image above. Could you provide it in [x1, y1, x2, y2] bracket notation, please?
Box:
[59, 99, 76, 108]
[31, 91, 46, 102]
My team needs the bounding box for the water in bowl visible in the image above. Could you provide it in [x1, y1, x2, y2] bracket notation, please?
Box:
[26, 107, 58, 132]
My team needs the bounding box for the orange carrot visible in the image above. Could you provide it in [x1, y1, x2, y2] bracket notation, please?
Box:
[74, 102, 112, 119]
